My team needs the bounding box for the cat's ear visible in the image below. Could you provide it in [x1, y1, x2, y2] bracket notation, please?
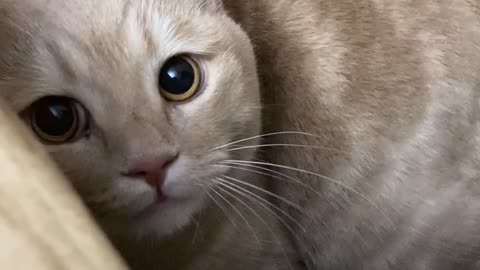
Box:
[199, 0, 224, 13]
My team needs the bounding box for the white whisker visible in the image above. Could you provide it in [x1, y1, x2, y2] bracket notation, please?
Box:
[221, 175, 308, 216]
[209, 131, 322, 151]
[213, 163, 324, 198]
[228, 143, 347, 155]
[214, 178, 297, 236]
[205, 188, 239, 230]
[215, 184, 294, 270]
[210, 187, 262, 246]
[215, 177, 306, 232]
[222, 160, 391, 224]
[191, 217, 201, 246]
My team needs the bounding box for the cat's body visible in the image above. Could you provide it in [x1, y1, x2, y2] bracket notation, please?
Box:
[225, 1, 480, 269]
[1, 0, 480, 269]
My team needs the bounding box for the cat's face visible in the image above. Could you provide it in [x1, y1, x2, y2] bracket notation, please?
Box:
[0, 0, 260, 237]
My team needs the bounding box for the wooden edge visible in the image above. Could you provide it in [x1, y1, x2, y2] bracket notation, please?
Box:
[0, 98, 128, 270]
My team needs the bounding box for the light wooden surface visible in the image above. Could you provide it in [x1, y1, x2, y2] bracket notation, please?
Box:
[0, 98, 128, 270]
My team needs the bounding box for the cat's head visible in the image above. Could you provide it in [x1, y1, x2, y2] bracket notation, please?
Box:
[0, 0, 261, 237]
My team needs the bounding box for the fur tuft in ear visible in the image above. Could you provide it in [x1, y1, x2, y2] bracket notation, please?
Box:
[199, 0, 224, 13]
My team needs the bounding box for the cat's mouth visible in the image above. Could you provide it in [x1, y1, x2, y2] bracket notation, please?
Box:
[98, 153, 231, 222]
[155, 189, 168, 203]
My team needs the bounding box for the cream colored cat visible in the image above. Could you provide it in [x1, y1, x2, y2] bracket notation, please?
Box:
[1, 0, 480, 269]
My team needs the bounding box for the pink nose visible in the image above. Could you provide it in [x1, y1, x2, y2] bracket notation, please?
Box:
[125, 154, 177, 188]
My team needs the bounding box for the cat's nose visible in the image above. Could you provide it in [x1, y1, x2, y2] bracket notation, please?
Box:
[124, 154, 178, 188]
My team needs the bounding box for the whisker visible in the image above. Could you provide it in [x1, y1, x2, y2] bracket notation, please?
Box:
[210, 187, 262, 246]
[215, 177, 306, 232]
[214, 179, 297, 236]
[209, 131, 322, 151]
[204, 188, 239, 230]
[222, 160, 392, 224]
[227, 143, 347, 155]
[215, 184, 295, 270]
[221, 175, 308, 216]
[191, 217, 201, 246]
[213, 163, 323, 199]
[189, 181, 207, 246]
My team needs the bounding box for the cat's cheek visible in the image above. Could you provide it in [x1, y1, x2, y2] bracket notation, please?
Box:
[162, 166, 203, 201]
[161, 154, 228, 200]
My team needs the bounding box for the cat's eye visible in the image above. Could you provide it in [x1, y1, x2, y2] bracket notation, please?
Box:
[26, 96, 89, 144]
[158, 55, 202, 102]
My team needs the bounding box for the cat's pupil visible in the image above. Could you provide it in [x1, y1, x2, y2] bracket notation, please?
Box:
[159, 56, 195, 95]
[33, 98, 75, 137]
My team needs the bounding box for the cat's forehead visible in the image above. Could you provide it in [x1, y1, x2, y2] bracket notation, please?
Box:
[1, 0, 223, 49]
[2, 0, 215, 19]
[0, 0, 227, 108]
[38, 0, 224, 79]
[0, 0, 228, 79]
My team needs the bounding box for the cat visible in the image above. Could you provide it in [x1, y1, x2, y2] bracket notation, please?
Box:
[1, 0, 480, 269]
[0, 0, 297, 269]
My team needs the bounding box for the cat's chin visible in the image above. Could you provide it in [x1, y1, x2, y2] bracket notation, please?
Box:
[101, 192, 208, 240]
[142, 195, 207, 237]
